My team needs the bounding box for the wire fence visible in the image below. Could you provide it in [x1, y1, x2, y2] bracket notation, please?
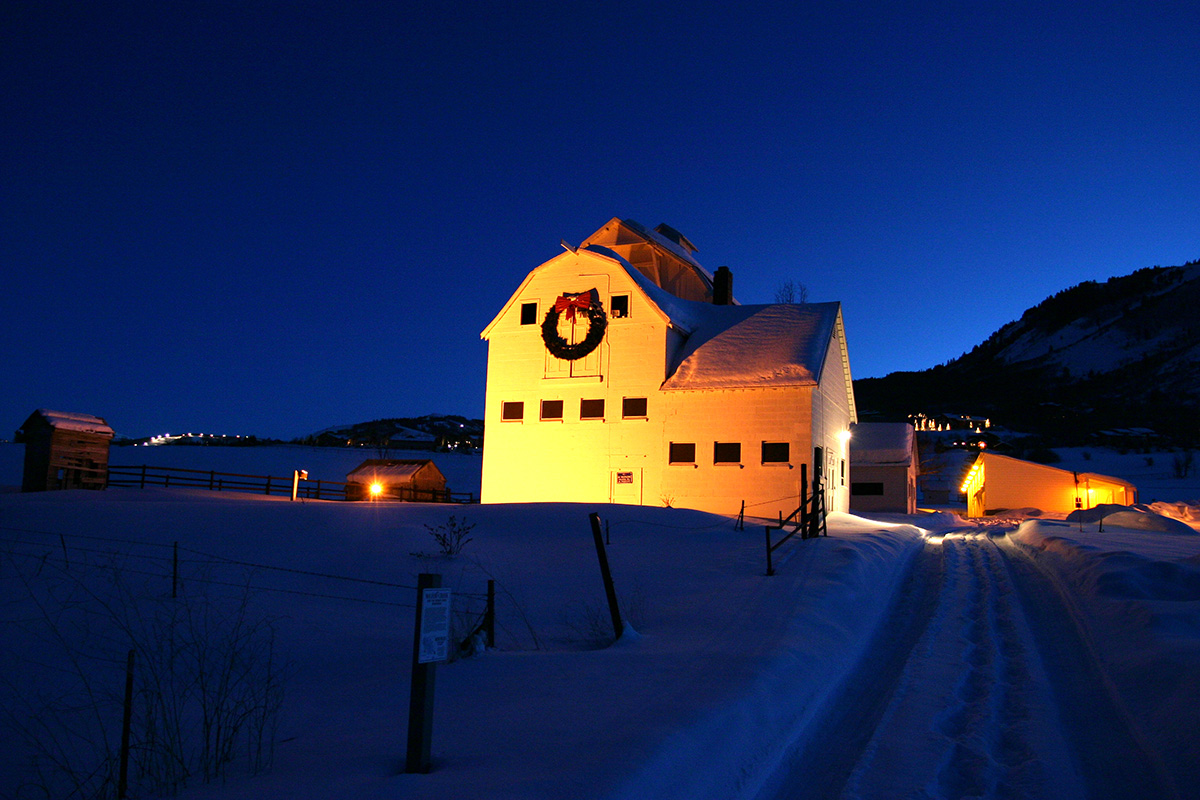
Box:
[106, 464, 476, 504]
[0, 523, 492, 620]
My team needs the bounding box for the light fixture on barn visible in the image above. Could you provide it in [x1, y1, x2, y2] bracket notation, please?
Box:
[370, 481, 384, 499]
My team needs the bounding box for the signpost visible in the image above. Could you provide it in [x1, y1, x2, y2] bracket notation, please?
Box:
[406, 573, 451, 774]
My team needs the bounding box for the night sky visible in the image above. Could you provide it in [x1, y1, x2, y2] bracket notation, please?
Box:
[4, 1, 1199, 439]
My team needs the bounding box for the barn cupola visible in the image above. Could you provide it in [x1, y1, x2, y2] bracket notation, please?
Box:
[713, 266, 733, 305]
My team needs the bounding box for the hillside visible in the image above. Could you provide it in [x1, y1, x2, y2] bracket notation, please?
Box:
[299, 414, 483, 450]
[855, 260, 1200, 445]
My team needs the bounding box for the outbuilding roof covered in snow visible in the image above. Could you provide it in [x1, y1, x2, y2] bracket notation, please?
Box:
[850, 422, 916, 465]
[20, 409, 114, 437]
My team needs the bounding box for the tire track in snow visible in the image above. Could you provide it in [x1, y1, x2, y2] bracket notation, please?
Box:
[765, 532, 1091, 800]
[768, 529, 1183, 800]
[839, 533, 1083, 800]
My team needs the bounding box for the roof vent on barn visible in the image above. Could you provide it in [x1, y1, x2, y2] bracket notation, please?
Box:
[652, 223, 698, 255]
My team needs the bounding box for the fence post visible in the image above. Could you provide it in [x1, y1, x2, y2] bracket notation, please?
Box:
[118, 648, 135, 799]
[588, 513, 624, 641]
[265, 476, 272, 495]
[139, 465, 147, 489]
[765, 526, 774, 576]
[800, 463, 809, 538]
[209, 470, 215, 490]
[486, 579, 495, 647]
[406, 573, 444, 774]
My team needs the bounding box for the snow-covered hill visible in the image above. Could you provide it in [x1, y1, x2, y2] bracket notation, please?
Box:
[855, 260, 1200, 442]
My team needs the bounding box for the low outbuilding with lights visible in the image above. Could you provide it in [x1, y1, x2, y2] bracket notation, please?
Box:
[345, 459, 448, 502]
[961, 452, 1137, 517]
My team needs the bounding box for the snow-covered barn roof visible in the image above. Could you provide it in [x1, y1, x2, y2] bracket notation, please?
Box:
[850, 422, 916, 465]
[661, 302, 844, 391]
[21, 409, 114, 437]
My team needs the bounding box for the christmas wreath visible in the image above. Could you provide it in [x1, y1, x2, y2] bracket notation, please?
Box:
[541, 289, 607, 360]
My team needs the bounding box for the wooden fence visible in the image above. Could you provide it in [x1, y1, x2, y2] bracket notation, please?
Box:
[107, 465, 475, 503]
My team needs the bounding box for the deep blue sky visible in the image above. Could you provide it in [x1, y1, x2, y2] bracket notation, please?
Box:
[4, 1, 1199, 439]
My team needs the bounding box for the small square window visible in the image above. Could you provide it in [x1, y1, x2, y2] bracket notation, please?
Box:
[622, 397, 648, 418]
[669, 442, 696, 464]
[580, 399, 605, 419]
[520, 302, 538, 325]
[501, 401, 524, 421]
[541, 400, 563, 420]
[762, 442, 790, 463]
[714, 442, 741, 464]
[610, 294, 630, 318]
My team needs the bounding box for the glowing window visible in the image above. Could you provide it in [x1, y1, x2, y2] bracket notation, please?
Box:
[762, 442, 789, 463]
[622, 397, 648, 418]
[520, 302, 538, 325]
[714, 442, 741, 464]
[540, 400, 563, 420]
[669, 442, 696, 464]
[501, 402, 524, 421]
[580, 399, 605, 420]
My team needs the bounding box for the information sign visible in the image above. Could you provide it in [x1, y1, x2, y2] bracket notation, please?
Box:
[417, 588, 452, 663]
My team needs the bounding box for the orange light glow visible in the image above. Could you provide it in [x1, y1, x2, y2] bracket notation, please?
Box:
[369, 482, 384, 498]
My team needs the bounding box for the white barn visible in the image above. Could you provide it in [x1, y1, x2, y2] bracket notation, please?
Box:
[479, 218, 857, 519]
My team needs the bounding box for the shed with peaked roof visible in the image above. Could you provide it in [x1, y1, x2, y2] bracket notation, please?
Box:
[961, 452, 1137, 517]
[16, 409, 114, 492]
[479, 218, 857, 519]
[849, 422, 919, 514]
[345, 459, 447, 501]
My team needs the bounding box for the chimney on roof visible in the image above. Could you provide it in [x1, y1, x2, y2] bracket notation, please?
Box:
[713, 266, 733, 305]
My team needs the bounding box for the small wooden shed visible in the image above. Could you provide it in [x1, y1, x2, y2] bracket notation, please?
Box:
[16, 409, 115, 492]
[849, 422, 919, 514]
[961, 452, 1137, 517]
[345, 459, 448, 501]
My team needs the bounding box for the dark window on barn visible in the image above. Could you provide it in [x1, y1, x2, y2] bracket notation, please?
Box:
[841, 458, 846, 486]
[714, 442, 741, 464]
[501, 402, 524, 421]
[610, 294, 630, 318]
[580, 399, 605, 420]
[814, 446, 824, 477]
[851, 482, 885, 496]
[622, 397, 648, 418]
[669, 442, 696, 464]
[761, 442, 790, 463]
[520, 302, 538, 325]
[541, 400, 563, 420]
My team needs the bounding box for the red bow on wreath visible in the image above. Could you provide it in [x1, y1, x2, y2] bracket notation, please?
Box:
[554, 290, 593, 321]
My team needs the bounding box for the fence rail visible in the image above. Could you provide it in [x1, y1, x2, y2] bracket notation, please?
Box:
[107, 465, 475, 504]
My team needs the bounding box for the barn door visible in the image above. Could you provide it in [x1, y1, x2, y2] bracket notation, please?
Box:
[611, 468, 642, 505]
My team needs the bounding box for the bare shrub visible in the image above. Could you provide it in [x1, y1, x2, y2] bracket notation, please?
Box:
[424, 516, 475, 557]
[0, 551, 286, 799]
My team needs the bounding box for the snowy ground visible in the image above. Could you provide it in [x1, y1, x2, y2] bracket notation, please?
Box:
[1, 444, 1198, 799]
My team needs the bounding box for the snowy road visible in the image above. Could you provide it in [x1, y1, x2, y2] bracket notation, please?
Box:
[762, 530, 1180, 800]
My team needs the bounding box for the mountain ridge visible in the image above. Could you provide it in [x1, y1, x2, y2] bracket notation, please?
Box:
[854, 259, 1200, 445]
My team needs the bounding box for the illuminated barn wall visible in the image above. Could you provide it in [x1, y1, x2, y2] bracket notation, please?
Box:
[480, 220, 856, 519]
[962, 452, 1137, 517]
